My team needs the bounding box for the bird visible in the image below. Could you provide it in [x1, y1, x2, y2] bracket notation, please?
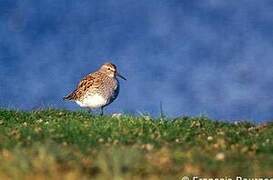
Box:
[63, 62, 126, 115]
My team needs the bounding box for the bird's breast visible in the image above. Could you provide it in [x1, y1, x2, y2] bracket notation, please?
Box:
[76, 94, 107, 108]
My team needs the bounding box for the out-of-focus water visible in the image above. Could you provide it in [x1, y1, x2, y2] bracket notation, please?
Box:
[1, 1, 273, 122]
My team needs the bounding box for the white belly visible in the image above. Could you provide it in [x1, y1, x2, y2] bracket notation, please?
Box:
[76, 94, 107, 109]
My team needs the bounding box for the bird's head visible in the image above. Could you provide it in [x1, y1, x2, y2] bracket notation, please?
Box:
[100, 62, 126, 80]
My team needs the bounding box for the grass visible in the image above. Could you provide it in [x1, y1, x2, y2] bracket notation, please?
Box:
[0, 109, 272, 179]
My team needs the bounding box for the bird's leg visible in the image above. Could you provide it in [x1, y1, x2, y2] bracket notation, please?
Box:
[100, 107, 104, 116]
[87, 108, 93, 114]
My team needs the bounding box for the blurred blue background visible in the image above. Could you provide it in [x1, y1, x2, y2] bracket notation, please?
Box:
[1, 0, 273, 122]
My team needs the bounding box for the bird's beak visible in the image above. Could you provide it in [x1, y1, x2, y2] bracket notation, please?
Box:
[117, 72, 127, 80]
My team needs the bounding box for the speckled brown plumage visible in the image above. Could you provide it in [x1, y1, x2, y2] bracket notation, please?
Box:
[64, 71, 104, 100]
[63, 62, 126, 115]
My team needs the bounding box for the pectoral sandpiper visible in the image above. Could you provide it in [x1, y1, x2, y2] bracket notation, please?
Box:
[63, 62, 126, 115]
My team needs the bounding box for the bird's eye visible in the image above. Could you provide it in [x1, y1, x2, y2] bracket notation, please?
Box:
[108, 68, 111, 70]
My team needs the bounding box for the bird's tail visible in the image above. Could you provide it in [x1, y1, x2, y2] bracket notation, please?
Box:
[63, 91, 76, 100]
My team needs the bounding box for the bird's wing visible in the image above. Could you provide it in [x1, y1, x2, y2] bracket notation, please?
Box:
[77, 72, 102, 90]
[63, 72, 102, 100]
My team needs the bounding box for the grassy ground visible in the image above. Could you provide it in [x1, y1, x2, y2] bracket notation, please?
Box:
[0, 109, 272, 179]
